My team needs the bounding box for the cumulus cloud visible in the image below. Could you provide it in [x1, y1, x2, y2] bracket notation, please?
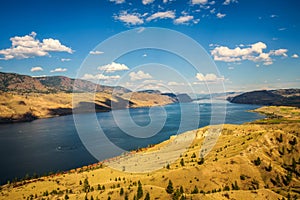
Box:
[292, 54, 299, 58]
[31, 66, 43, 72]
[191, 0, 208, 5]
[50, 68, 67, 73]
[89, 50, 104, 55]
[174, 15, 194, 24]
[196, 73, 224, 82]
[129, 70, 152, 81]
[110, 0, 125, 4]
[82, 73, 120, 80]
[98, 62, 129, 73]
[61, 58, 71, 62]
[142, 0, 155, 5]
[223, 0, 238, 5]
[146, 11, 175, 21]
[211, 42, 288, 65]
[114, 12, 144, 25]
[0, 32, 73, 60]
[216, 13, 226, 18]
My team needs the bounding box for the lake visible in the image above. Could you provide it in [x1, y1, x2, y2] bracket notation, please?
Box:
[0, 101, 264, 184]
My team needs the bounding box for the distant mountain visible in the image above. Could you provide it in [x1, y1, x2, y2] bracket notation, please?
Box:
[195, 92, 243, 100]
[162, 93, 193, 103]
[228, 89, 300, 107]
[0, 72, 130, 93]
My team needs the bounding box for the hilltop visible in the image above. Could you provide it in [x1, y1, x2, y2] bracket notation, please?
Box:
[227, 89, 300, 107]
[0, 106, 299, 200]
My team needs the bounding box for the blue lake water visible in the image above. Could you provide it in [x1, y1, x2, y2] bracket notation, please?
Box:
[0, 101, 264, 184]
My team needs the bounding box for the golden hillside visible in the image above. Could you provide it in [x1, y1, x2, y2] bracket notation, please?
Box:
[0, 91, 176, 123]
[0, 106, 299, 200]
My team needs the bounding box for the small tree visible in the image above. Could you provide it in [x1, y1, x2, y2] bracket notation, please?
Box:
[265, 163, 272, 172]
[173, 189, 181, 200]
[180, 158, 185, 167]
[64, 194, 69, 200]
[198, 157, 204, 165]
[166, 180, 174, 194]
[83, 177, 90, 192]
[191, 186, 199, 194]
[137, 181, 143, 199]
[179, 186, 184, 194]
[254, 157, 261, 166]
[144, 192, 150, 200]
[166, 163, 170, 169]
[124, 192, 129, 200]
[120, 188, 124, 196]
[191, 152, 196, 158]
[277, 134, 283, 143]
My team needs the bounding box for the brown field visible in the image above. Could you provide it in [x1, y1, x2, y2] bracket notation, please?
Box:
[0, 106, 299, 200]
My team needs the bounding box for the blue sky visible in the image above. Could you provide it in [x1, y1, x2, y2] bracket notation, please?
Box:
[0, 0, 299, 93]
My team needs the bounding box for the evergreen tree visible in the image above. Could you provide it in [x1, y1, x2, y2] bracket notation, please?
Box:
[179, 186, 184, 194]
[166, 180, 174, 194]
[120, 188, 124, 196]
[191, 186, 199, 194]
[137, 181, 143, 199]
[180, 158, 185, 166]
[144, 192, 150, 200]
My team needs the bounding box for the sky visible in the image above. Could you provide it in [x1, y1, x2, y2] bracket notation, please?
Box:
[0, 0, 299, 93]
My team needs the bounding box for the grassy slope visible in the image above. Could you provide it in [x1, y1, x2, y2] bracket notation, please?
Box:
[0, 92, 175, 122]
[0, 106, 299, 200]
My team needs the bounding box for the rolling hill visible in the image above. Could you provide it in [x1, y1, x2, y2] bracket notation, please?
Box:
[227, 89, 300, 107]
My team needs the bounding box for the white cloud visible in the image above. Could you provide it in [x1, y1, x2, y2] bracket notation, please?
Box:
[210, 8, 216, 14]
[278, 27, 287, 31]
[82, 73, 120, 80]
[142, 54, 147, 57]
[137, 27, 146, 33]
[31, 66, 43, 72]
[216, 13, 226, 18]
[191, 0, 208, 5]
[163, 0, 168, 3]
[98, 62, 129, 73]
[196, 73, 224, 82]
[129, 70, 152, 81]
[0, 66, 3, 70]
[174, 15, 194, 24]
[110, 0, 125, 4]
[89, 50, 104, 55]
[270, 14, 278, 18]
[61, 58, 71, 62]
[167, 81, 185, 86]
[142, 0, 154, 5]
[50, 68, 67, 73]
[146, 11, 175, 21]
[211, 42, 288, 65]
[115, 12, 144, 25]
[270, 49, 288, 57]
[292, 54, 299, 58]
[0, 32, 73, 60]
[223, 0, 238, 5]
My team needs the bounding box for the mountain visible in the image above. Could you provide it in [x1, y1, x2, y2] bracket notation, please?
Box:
[0, 72, 130, 93]
[0, 72, 179, 123]
[228, 89, 300, 107]
[162, 93, 193, 103]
